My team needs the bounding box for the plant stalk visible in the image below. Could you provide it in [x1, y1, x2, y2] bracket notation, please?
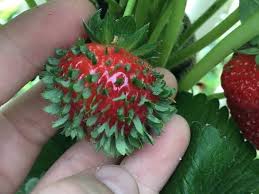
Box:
[134, 0, 150, 27]
[179, 11, 259, 91]
[167, 8, 239, 69]
[178, 0, 229, 46]
[148, 1, 175, 43]
[25, 0, 37, 8]
[123, 0, 137, 16]
[158, 0, 187, 67]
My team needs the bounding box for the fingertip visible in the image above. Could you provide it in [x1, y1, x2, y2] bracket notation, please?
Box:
[0, 0, 96, 104]
[121, 114, 190, 193]
[155, 67, 178, 97]
[96, 165, 139, 194]
[169, 114, 191, 146]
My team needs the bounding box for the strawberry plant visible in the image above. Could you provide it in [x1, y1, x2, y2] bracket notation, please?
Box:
[15, 0, 259, 193]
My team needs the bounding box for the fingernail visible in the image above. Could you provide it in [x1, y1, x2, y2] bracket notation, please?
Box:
[96, 165, 139, 194]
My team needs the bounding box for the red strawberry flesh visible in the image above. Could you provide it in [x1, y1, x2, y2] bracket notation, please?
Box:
[59, 43, 157, 135]
[222, 53, 259, 149]
[222, 54, 259, 110]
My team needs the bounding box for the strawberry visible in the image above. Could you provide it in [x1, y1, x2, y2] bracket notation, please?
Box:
[221, 53, 259, 149]
[41, 12, 177, 157]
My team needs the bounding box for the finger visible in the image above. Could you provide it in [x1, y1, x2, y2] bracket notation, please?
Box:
[121, 115, 190, 194]
[0, 0, 95, 105]
[118, 67, 188, 194]
[1, 82, 117, 193]
[34, 140, 118, 190]
[0, 0, 95, 192]
[0, 83, 54, 194]
[33, 166, 139, 194]
[155, 67, 178, 98]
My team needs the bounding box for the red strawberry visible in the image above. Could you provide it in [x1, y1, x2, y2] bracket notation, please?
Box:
[41, 12, 176, 157]
[221, 53, 259, 149]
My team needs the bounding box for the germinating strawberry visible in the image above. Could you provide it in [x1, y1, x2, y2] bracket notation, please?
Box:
[221, 52, 259, 149]
[41, 12, 177, 157]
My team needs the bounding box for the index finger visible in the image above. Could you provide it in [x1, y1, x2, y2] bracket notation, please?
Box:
[0, 0, 94, 105]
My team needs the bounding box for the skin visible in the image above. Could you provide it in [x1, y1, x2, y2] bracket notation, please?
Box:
[0, 1, 190, 194]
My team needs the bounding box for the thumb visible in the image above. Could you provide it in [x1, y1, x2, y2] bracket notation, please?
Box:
[32, 165, 139, 194]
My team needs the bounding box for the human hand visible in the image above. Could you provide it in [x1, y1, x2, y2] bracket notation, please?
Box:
[0, 1, 190, 194]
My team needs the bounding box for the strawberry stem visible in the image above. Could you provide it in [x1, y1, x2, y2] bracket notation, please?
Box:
[158, 0, 187, 67]
[148, 1, 176, 44]
[179, 11, 259, 91]
[178, 0, 229, 46]
[24, 0, 37, 8]
[123, 0, 137, 17]
[134, 0, 150, 28]
[167, 8, 239, 70]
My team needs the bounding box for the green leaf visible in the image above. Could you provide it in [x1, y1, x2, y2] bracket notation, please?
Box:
[72, 113, 84, 128]
[133, 116, 144, 135]
[239, 0, 259, 46]
[115, 16, 136, 35]
[128, 136, 141, 148]
[138, 96, 150, 106]
[113, 93, 127, 102]
[73, 79, 85, 93]
[86, 115, 98, 127]
[69, 69, 80, 80]
[106, 123, 117, 137]
[83, 10, 103, 43]
[103, 136, 112, 153]
[131, 42, 158, 57]
[239, 0, 259, 22]
[143, 131, 154, 144]
[152, 103, 170, 112]
[62, 104, 71, 115]
[86, 74, 99, 83]
[42, 89, 63, 103]
[41, 75, 54, 85]
[82, 88, 91, 99]
[106, 0, 122, 16]
[55, 48, 67, 57]
[117, 107, 125, 121]
[115, 132, 128, 155]
[55, 78, 71, 88]
[161, 92, 259, 194]
[71, 46, 81, 55]
[47, 57, 59, 65]
[102, 13, 114, 44]
[251, 36, 259, 46]
[44, 103, 61, 115]
[117, 24, 149, 51]
[132, 77, 145, 89]
[124, 64, 131, 72]
[147, 113, 161, 124]
[63, 92, 71, 103]
[127, 109, 135, 124]
[91, 123, 108, 138]
[76, 127, 85, 140]
[52, 114, 69, 128]
[238, 48, 259, 55]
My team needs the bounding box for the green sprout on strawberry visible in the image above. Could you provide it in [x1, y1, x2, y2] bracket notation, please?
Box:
[41, 12, 177, 157]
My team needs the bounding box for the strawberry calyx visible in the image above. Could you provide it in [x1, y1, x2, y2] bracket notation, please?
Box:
[83, 10, 159, 65]
[41, 13, 176, 157]
[237, 41, 259, 66]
